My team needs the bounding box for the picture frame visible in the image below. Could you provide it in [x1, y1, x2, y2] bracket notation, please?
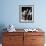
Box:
[19, 5, 34, 23]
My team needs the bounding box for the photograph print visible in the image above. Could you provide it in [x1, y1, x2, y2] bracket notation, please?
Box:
[19, 5, 34, 23]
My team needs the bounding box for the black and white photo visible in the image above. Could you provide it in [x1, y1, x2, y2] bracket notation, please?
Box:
[19, 5, 34, 22]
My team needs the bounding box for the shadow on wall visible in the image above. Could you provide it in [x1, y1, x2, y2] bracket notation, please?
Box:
[0, 24, 7, 43]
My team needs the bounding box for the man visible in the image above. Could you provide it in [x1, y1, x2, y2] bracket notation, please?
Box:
[27, 9, 32, 20]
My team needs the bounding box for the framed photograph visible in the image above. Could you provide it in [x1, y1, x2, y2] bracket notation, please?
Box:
[19, 5, 34, 23]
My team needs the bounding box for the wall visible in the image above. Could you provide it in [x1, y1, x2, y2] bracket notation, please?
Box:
[0, 0, 46, 43]
[0, 0, 46, 29]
